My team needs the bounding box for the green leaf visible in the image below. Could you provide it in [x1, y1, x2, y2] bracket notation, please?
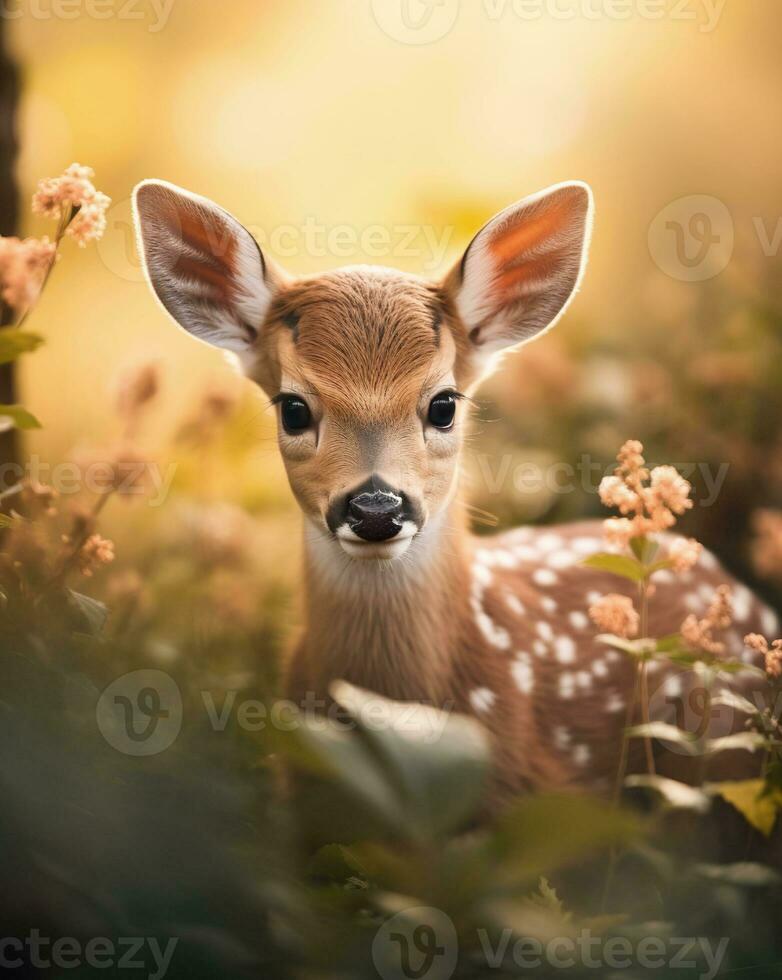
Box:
[707, 779, 782, 836]
[308, 844, 367, 883]
[596, 635, 652, 658]
[332, 681, 490, 839]
[625, 774, 711, 813]
[711, 689, 760, 716]
[492, 794, 641, 883]
[0, 331, 44, 365]
[695, 861, 781, 887]
[278, 683, 491, 842]
[630, 536, 658, 565]
[582, 552, 646, 583]
[66, 589, 109, 635]
[626, 722, 700, 755]
[654, 633, 685, 653]
[707, 731, 770, 755]
[0, 404, 41, 430]
[525, 877, 570, 920]
[647, 559, 675, 576]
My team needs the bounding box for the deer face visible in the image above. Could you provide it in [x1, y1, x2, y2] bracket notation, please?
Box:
[134, 180, 593, 560]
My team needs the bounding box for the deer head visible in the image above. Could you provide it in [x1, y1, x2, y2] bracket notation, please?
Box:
[133, 180, 593, 562]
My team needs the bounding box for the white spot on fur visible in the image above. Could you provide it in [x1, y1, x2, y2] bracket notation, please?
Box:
[654, 569, 675, 585]
[541, 596, 558, 614]
[472, 562, 492, 587]
[553, 726, 572, 750]
[470, 564, 511, 650]
[514, 545, 539, 563]
[571, 537, 602, 556]
[586, 590, 602, 606]
[663, 674, 684, 698]
[761, 606, 779, 637]
[698, 583, 714, 604]
[547, 549, 575, 570]
[592, 659, 608, 678]
[536, 533, 564, 553]
[733, 585, 753, 622]
[606, 691, 625, 713]
[533, 568, 559, 588]
[699, 549, 717, 570]
[605, 650, 621, 663]
[469, 687, 496, 713]
[533, 640, 547, 657]
[536, 621, 554, 642]
[475, 611, 511, 650]
[576, 670, 592, 690]
[684, 593, 702, 613]
[554, 635, 576, 664]
[511, 654, 535, 695]
[558, 672, 576, 699]
[569, 611, 588, 631]
[506, 593, 526, 616]
[573, 744, 591, 766]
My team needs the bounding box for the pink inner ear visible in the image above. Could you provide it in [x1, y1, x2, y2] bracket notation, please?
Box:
[497, 247, 570, 297]
[489, 198, 571, 267]
[164, 207, 237, 306]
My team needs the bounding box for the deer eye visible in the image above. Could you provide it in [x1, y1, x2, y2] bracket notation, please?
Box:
[280, 395, 312, 434]
[427, 392, 456, 430]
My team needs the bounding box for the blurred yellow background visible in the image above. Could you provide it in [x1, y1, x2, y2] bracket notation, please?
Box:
[7, 1, 782, 579]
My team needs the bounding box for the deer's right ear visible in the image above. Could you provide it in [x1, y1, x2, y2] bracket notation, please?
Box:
[133, 180, 278, 365]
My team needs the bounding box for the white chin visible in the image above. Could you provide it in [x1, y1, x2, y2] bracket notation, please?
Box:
[338, 535, 413, 560]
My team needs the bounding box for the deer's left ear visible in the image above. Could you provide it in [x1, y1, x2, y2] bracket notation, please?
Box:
[445, 181, 593, 374]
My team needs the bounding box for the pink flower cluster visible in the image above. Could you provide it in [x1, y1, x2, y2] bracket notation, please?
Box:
[599, 440, 694, 547]
[589, 593, 640, 639]
[681, 584, 733, 655]
[32, 163, 110, 247]
[0, 235, 56, 312]
[745, 632, 782, 680]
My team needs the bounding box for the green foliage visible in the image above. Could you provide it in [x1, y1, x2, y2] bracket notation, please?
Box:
[582, 551, 646, 582]
[0, 330, 44, 364]
[0, 404, 41, 429]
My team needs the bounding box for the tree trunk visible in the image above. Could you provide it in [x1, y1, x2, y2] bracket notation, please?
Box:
[0, 23, 19, 466]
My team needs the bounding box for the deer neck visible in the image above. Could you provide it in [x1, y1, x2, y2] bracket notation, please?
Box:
[300, 501, 472, 705]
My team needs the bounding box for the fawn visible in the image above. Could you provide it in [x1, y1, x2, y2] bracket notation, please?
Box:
[133, 179, 778, 805]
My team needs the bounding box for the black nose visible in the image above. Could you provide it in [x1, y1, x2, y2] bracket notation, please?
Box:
[347, 489, 404, 542]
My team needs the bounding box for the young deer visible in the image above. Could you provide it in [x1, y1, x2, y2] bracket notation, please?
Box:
[133, 179, 778, 805]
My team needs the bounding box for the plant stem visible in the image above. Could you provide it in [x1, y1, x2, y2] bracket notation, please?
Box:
[15, 207, 70, 331]
[636, 578, 656, 774]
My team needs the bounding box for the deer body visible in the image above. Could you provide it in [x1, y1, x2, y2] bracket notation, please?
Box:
[133, 180, 778, 805]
